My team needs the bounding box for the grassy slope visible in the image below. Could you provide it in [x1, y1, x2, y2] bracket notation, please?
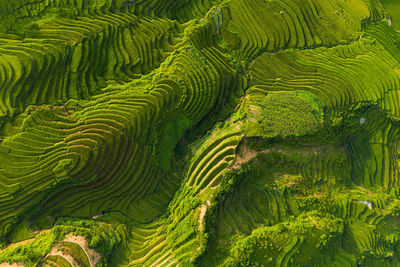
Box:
[2, 0, 400, 266]
[381, 0, 400, 27]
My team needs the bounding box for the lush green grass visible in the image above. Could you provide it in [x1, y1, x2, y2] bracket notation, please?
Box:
[8, 221, 35, 244]
[241, 90, 323, 138]
[1, 0, 400, 266]
[381, 0, 400, 28]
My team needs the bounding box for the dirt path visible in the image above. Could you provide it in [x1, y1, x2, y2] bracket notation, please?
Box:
[46, 234, 101, 267]
[231, 140, 270, 170]
[0, 229, 52, 267]
[63, 234, 101, 267]
[0, 263, 24, 267]
[47, 249, 77, 267]
[0, 229, 51, 253]
[198, 200, 211, 232]
[231, 140, 342, 170]
[1, 232, 102, 267]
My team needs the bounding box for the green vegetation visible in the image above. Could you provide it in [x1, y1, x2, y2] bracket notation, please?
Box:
[0, 0, 399, 266]
[0, 218, 119, 266]
[56, 242, 90, 267]
[381, 0, 400, 27]
[241, 90, 324, 138]
[8, 221, 35, 244]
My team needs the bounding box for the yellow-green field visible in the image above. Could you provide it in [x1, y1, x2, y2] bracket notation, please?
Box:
[1, 0, 400, 266]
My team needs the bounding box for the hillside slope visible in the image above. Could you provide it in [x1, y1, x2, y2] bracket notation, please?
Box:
[1, 0, 400, 266]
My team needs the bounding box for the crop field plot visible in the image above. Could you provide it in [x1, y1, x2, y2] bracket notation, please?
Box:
[1, 0, 400, 266]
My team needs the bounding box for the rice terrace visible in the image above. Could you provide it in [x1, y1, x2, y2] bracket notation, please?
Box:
[2, 0, 400, 266]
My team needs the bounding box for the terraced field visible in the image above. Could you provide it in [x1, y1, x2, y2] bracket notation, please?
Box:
[2, 0, 400, 266]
